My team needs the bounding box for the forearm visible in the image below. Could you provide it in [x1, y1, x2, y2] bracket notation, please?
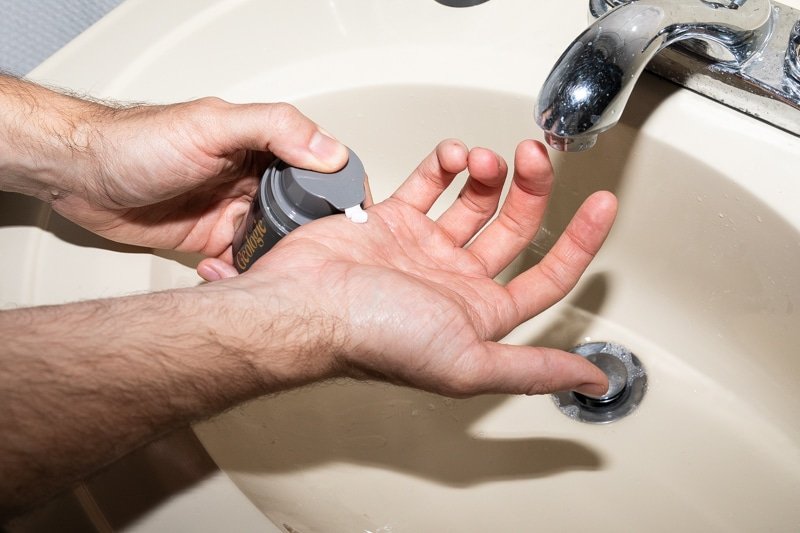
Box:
[0, 74, 110, 202]
[0, 280, 330, 517]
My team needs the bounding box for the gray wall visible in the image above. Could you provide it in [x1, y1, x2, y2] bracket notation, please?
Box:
[0, 0, 124, 75]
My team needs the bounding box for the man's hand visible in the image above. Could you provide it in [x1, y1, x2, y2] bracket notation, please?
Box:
[55, 100, 350, 257]
[214, 139, 617, 397]
[0, 75, 348, 262]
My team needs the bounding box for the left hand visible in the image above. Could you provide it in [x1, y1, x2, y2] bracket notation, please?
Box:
[204, 139, 618, 397]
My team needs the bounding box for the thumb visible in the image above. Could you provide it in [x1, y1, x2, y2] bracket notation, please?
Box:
[214, 101, 349, 173]
[197, 257, 238, 282]
[456, 343, 609, 397]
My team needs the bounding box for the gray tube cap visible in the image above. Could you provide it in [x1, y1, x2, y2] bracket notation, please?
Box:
[271, 148, 367, 227]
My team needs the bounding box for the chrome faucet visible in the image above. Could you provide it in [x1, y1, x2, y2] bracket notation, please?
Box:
[535, 0, 800, 152]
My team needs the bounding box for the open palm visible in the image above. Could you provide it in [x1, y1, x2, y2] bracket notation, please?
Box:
[230, 139, 617, 397]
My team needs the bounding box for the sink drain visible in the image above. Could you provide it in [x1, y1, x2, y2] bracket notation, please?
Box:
[434, 0, 490, 6]
[552, 341, 647, 424]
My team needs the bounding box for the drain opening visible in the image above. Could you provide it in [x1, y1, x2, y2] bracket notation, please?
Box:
[552, 341, 647, 424]
[434, 0, 490, 6]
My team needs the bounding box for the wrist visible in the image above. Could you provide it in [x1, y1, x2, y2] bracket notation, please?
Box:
[190, 275, 346, 393]
[0, 75, 108, 203]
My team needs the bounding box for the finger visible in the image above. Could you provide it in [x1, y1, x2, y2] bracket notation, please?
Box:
[206, 194, 253, 257]
[209, 100, 349, 173]
[390, 139, 468, 213]
[448, 343, 608, 397]
[506, 190, 617, 320]
[467, 140, 554, 277]
[174, 184, 255, 256]
[435, 147, 508, 247]
[197, 257, 239, 282]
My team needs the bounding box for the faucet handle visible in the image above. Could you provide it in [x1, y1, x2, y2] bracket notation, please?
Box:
[787, 20, 800, 86]
[589, 0, 627, 19]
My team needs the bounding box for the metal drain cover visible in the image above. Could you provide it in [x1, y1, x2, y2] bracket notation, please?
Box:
[552, 341, 647, 424]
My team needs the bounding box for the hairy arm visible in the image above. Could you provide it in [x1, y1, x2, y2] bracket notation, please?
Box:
[0, 75, 349, 517]
[0, 74, 109, 202]
[0, 280, 335, 518]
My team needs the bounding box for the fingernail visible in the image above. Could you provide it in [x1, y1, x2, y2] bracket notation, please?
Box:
[574, 382, 609, 398]
[309, 130, 347, 169]
[198, 264, 222, 282]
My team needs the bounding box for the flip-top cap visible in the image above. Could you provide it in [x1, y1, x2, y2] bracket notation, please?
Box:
[270, 148, 366, 227]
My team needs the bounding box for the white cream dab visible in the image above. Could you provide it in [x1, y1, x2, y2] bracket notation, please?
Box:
[345, 205, 368, 224]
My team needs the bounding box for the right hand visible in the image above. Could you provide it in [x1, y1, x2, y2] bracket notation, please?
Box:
[48, 97, 350, 264]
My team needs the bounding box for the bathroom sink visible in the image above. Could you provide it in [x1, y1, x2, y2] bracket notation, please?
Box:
[4, 0, 799, 531]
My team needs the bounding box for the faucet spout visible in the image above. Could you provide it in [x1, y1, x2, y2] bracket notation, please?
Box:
[535, 0, 774, 151]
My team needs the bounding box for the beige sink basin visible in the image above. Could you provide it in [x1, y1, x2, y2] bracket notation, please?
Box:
[3, 0, 799, 531]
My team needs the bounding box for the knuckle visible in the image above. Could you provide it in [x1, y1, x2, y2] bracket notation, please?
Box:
[446, 376, 479, 398]
[180, 96, 230, 134]
[194, 95, 229, 109]
[517, 349, 558, 396]
[495, 210, 532, 245]
[267, 102, 303, 129]
[564, 225, 597, 259]
[460, 185, 498, 219]
[537, 257, 573, 296]
[445, 358, 486, 397]
[189, 96, 231, 123]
